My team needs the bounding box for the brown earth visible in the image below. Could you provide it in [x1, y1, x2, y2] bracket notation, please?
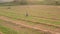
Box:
[0, 32, 3, 34]
[0, 16, 60, 34]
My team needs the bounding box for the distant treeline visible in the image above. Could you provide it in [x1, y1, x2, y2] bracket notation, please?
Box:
[0, 0, 60, 6]
[43, 0, 60, 5]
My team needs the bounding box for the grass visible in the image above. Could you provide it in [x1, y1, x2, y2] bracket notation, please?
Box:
[18, 27, 45, 34]
[0, 5, 60, 34]
[0, 19, 46, 34]
[0, 24, 18, 34]
[0, 5, 60, 25]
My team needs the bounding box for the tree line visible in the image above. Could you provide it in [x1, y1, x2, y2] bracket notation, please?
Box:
[43, 0, 60, 5]
[0, 0, 60, 5]
[13, 0, 60, 5]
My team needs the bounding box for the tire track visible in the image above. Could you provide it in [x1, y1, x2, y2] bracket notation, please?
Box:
[0, 16, 60, 34]
[33, 16, 60, 20]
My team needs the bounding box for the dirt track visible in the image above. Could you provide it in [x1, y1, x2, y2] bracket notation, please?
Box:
[0, 16, 60, 34]
[0, 32, 3, 34]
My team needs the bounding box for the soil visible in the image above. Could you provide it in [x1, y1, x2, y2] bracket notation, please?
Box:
[0, 16, 60, 34]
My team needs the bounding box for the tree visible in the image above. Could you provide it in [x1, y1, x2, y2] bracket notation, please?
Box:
[13, 0, 19, 2]
[20, 0, 28, 5]
[55, 0, 60, 5]
[44, 0, 55, 5]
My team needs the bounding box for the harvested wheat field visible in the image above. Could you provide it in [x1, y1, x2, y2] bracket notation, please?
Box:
[0, 5, 60, 34]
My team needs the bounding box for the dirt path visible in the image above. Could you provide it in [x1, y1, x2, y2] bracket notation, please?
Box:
[0, 16, 60, 34]
[0, 31, 3, 34]
[0, 32, 3, 34]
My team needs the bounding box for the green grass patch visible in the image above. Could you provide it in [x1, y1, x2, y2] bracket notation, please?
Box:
[18, 27, 45, 34]
[0, 20, 45, 34]
[0, 5, 60, 25]
[0, 24, 18, 34]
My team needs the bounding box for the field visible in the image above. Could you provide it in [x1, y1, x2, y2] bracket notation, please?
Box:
[0, 5, 60, 34]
